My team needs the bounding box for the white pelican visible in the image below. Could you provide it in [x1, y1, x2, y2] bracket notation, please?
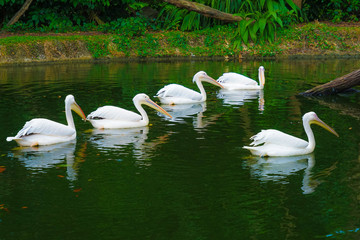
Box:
[87, 93, 172, 129]
[6, 95, 86, 147]
[217, 66, 265, 90]
[155, 71, 223, 105]
[243, 112, 339, 157]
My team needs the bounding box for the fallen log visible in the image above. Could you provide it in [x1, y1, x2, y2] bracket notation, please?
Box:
[162, 0, 245, 22]
[301, 69, 360, 96]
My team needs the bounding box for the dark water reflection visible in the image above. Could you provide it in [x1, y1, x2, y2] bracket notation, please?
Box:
[0, 59, 360, 239]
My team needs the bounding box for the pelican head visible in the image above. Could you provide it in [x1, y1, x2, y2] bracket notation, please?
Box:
[304, 112, 339, 137]
[258, 66, 265, 87]
[133, 93, 172, 118]
[193, 71, 224, 88]
[65, 95, 87, 121]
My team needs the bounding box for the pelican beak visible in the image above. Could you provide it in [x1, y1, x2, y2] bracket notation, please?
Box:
[311, 117, 339, 137]
[202, 75, 224, 88]
[145, 98, 172, 118]
[71, 102, 87, 121]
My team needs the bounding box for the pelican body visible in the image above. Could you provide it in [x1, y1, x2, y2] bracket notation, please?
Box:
[243, 112, 339, 157]
[217, 66, 265, 90]
[7, 95, 86, 147]
[156, 71, 223, 105]
[87, 93, 172, 129]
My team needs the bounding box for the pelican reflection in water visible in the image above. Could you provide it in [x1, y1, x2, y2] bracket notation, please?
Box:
[89, 127, 171, 166]
[245, 154, 319, 194]
[158, 102, 222, 131]
[9, 142, 79, 182]
[89, 127, 149, 150]
[157, 102, 207, 123]
[217, 89, 264, 112]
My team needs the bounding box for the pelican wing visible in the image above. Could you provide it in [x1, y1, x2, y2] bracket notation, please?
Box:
[12, 118, 75, 139]
[87, 106, 142, 122]
[217, 73, 257, 85]
[249, 129, 308, 148]
[156, 84, 202, 101]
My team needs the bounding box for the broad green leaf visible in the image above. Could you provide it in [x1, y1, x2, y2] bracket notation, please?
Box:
[246, 19, 254, 26]
[260, 0, 265, 9]
[268, 23, 275, 42]
[252, 21, 260, 33]
[284, 0, 299, 12]
[266, 0, 274, 12]
[249, 25, 258, 42]
[239, 20, 247, 36]
[242, 29, 249, 44]
[259, 18, 266, 34]
[270, 12, 283, 27]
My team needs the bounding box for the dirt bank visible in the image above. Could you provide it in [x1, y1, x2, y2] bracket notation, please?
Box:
[1, 21, 360, 65]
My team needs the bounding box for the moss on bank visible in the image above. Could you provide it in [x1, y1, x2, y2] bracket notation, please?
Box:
[1, 22, 360, 65]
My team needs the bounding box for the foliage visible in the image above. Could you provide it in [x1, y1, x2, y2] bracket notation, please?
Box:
[279, 22, 351, 51]
[1, 22, 360, 61]
[98, 17, 149, 36]
[303, 0, 360, 22]
[0, 0, 131, 28]
[86, 38, 110, 58]
[1, 0, 360, 52]
[136, 35, 160, 57]
[158, 0, 299, 47]
[232, 0, 299, 47]
[167, 33, 188, 49]
[158, 0, 249, 31]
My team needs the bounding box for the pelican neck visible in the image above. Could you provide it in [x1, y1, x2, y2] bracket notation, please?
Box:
[133, 99, 149, 124]
[65, 101, 76, 129]
[303, 118, 316, 152]
[195, 79, 206, 101]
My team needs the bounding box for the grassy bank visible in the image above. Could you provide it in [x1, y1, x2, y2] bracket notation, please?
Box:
[1, 21, 360, 65]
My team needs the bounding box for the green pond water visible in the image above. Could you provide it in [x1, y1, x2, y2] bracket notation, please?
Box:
[0, 59, 360, 239]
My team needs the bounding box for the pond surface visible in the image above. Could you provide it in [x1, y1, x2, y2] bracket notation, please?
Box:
[0, 59, 360, 239]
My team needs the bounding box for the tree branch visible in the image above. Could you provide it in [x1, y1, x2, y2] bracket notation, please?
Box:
[7, 0, 34, 26]
[163, 0, 245, 22]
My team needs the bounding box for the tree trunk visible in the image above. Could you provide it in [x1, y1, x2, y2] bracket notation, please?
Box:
[89, 11, 104, 25]
[301, 69, 360, 96]
[6, 0, 34, 26]
[163, 0, 245, 22]
[292, 0, 302, 9]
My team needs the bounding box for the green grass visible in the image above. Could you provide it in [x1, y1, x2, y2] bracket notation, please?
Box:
[1, 22, 360, 62]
